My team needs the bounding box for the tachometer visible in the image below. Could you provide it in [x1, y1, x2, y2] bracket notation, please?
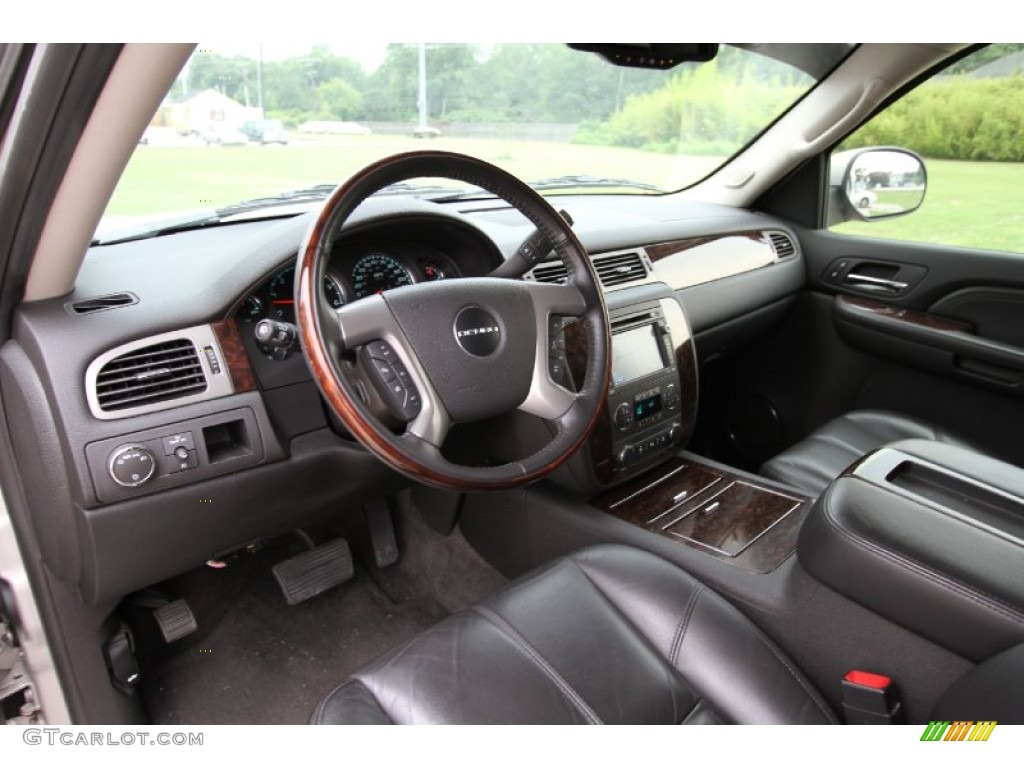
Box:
[268, 266, 346, 322]
[351, 252, 412, 299]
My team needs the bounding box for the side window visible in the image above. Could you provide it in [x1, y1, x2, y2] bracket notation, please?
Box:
[829, 45, 1023, 254]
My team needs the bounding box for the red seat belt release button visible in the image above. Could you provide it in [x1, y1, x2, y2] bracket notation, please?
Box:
[841, 670, 903, 724]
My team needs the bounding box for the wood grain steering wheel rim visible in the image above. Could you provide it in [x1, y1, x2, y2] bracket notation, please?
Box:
[296, 151, 610, 491]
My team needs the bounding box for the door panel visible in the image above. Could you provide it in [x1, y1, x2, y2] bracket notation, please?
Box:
[696, 228, 1024, 472]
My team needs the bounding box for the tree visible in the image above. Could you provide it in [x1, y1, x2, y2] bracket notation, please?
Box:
[316, 79, 363, 120]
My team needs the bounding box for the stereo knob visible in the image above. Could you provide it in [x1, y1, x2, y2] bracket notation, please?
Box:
[108, 444, 156, 488]
[613, 403, 632, 430]
[668, 423, 683, 443]
[616, 445, 636, 466]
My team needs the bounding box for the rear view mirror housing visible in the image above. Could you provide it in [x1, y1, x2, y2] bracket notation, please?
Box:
[568, 43, 718, 70]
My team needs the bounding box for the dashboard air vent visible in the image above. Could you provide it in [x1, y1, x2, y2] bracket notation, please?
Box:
[68, 292, 138, 315]
[767, 232, 796, 260]
[593, 251, 647, 287]
[95, 339, 207, 412]
[530, 261, 568, 284]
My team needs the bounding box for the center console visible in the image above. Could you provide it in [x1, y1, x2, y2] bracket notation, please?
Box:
[606, 301, 685, 470]
[798, 438, 1024, 661]
[564, 286, 698, 488]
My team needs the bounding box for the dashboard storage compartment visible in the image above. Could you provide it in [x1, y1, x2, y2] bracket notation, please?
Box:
[798, 438, 1024, 662]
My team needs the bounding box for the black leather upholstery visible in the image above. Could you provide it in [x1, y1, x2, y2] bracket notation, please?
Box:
[760, 410, 976, 495]
[798, 439, 1024, 662]
[932, 643, 1024, 722]
[312, 545, 837, 725]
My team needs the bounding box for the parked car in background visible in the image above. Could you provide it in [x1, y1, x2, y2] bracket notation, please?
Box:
[411, 124, 442, 138]
[239, 119, 290, 145]
[296, 120, 372, 135]
[201, 122, 249, 146]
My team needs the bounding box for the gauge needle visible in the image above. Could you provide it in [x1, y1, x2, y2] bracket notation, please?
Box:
[272, 299, 295, 305]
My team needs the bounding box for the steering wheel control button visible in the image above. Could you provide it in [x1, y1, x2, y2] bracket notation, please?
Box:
[367, 341, 398, 364]
[372, 359, 397, 383]
[108, 444, 157, 487]
[453, 306, 502, 357]
[360, 342, 422, 421]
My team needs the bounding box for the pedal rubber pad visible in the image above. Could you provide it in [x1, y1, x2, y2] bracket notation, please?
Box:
[272, 538, 354, 606]
[153, 599, 198, 643]
[365, 499, 398, 568]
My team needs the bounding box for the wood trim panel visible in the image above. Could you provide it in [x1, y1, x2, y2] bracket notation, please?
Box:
[838, 295, 974, 334]
[645, 231, 766, 262]
[211, 319, 257, 393]
[592, 455, 813, 573]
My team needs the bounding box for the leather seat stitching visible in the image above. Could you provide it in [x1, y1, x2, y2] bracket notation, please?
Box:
[312, 679, 391, 725]
[472, 605, 602, 724]
[680, 699, 709, 724]
[810, 432, 866, 456]
[736, 617, 839, 724]
[669, 584, 704, 666]
[820, 493, 1024, 624]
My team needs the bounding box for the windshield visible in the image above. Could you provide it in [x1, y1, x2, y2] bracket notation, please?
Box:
[99, 43, 852, 237]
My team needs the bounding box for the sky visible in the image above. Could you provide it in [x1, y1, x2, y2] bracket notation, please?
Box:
[6, 0, 1012, 42]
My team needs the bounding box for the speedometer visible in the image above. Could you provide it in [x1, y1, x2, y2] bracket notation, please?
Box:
[351, 252, 412, 299]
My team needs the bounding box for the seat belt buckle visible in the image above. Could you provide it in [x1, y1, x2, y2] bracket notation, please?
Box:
[841, 670, 903, 724]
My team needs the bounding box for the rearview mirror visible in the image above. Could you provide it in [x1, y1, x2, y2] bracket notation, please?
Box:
[828, 148, 927, 225]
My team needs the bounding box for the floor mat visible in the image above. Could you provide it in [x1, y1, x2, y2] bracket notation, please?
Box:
[140, 505, 505, 725]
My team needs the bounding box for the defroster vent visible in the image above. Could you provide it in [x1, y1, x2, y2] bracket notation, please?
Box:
[95, 338, 207, 412]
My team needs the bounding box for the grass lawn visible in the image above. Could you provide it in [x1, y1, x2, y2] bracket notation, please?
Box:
[833, 159, 1023, 253]
[104, 135, 722, 219]
[105, 139, 1022, 254]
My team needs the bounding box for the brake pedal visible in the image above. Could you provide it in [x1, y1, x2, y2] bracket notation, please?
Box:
[273, 538, 353, 605]
[153, 599, 198, 643]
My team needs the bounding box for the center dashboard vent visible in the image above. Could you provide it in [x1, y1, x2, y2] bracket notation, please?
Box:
[594, 251, 646, 286]
[95, 338, 207, 412]
[528, 249, 649, 288]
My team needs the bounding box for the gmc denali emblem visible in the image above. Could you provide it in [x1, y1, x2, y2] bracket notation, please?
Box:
[454, 306, 501, 357]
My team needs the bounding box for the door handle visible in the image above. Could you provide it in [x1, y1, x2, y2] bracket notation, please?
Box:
[843, 272, 909, 293]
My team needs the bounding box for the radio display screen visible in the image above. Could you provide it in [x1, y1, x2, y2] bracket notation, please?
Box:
[611, 325, 665, 386]
[634, 393, 663, 419]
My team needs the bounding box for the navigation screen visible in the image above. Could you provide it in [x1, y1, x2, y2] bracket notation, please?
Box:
[611, 325, 665, 386]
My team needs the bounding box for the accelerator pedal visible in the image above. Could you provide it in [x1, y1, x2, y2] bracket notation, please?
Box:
[273, 538, 353, 606]
[365, 499, 398, 568]
[153, 599, 198, 643]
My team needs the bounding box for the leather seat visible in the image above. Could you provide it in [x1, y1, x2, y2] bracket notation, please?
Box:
[760, 410, 977, 496]
[312, 544, 837, 724]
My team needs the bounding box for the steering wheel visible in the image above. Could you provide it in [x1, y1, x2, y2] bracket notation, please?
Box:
[296, 151, 610, 490]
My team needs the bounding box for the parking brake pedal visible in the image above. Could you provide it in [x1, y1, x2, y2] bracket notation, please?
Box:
[153, 599, 198, 643]
[273, 538, 354, 605]
[365, 500, 398, 568]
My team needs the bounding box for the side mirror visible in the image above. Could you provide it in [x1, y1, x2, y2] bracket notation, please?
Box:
[827, 148, 927, 226]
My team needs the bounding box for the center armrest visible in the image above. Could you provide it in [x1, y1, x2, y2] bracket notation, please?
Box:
[798, 438, 1024, 662]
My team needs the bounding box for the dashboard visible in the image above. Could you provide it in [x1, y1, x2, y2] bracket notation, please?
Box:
[6, 193, 805, 604]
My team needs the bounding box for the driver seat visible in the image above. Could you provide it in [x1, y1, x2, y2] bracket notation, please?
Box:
[311, 545, 837, 724]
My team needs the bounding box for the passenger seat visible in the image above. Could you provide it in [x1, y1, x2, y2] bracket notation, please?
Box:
[760, 410, 978, 496]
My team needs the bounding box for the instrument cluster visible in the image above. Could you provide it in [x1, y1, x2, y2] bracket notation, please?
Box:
[237, 244, 460, 326]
